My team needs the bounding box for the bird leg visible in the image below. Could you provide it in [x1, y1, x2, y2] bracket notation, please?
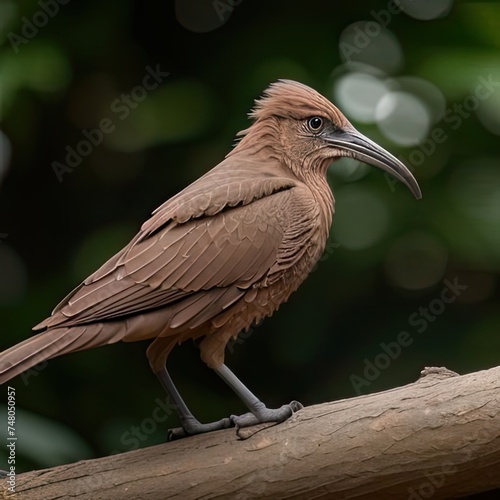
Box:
[214, 363, 303, 428]
[156, 367, 232, 440]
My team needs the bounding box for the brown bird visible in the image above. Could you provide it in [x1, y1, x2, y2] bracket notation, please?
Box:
[0, 80, 421, 438]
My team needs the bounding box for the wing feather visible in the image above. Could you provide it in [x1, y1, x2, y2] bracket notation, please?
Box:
[169, 287, 244, 329]
[35, 158, 302, 332]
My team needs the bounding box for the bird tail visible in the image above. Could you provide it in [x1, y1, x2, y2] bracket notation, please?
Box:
[0, 323, 124, 385]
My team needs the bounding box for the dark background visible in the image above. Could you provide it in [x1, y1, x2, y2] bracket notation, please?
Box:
[1, 0, 499, 482]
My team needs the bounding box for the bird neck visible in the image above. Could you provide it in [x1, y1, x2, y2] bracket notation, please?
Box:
[229, 119, 282, 162]
[302, 161, 335, 234]
[283, 155, 335, 249]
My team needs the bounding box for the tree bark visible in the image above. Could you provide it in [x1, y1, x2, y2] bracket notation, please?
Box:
[2, 366, 500, 500]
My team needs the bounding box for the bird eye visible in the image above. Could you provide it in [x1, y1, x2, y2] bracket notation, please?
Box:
[307, 116, 324, 132]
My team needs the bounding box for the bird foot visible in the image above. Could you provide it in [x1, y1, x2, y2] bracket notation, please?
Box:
[167, 401, 303, 440]
[231, 400, 303, 428]
[168, 415, 233, 440]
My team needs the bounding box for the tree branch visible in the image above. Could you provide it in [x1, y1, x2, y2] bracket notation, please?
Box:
[3, 366, 500, 499]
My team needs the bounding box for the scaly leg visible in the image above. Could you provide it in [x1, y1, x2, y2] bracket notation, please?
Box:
[156, 367, 232, 440]
[214, 363, 303, 427]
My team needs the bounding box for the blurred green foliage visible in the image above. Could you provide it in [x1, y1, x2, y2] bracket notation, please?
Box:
[0, 0, 499, 473]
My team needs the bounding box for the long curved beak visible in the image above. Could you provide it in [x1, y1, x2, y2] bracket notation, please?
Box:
[326, 128, 422, 199]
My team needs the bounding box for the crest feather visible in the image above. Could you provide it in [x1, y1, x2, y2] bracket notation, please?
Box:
[249, 79, 347, 126]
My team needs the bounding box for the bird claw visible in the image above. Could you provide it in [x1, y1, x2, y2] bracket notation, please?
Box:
[231, 400, 303, 429]
[289, 400, 304, 412]
[168, 416, 233, 441]
[168, 427, 187, 441]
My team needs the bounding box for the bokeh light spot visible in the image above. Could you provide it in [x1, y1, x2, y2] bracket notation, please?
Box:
[339, 22, 404, 74]
[334, 72, 389, 123]
[375, 91, 431, 145]
[393, 76, 447, 123]
[476, 88, 500, 135]
[399, 0, 454, 21]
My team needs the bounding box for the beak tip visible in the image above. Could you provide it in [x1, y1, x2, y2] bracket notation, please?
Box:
[413, 184, 423, 200]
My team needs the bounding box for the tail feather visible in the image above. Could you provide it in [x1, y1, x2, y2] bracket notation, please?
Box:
[0, 290, 232, 385]
[0, 323, 121, 385]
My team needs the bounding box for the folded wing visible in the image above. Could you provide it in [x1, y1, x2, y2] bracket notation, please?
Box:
[35, 158, 300, 333]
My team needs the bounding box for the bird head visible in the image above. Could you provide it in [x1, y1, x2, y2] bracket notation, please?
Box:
[235, 79, 421, 199]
